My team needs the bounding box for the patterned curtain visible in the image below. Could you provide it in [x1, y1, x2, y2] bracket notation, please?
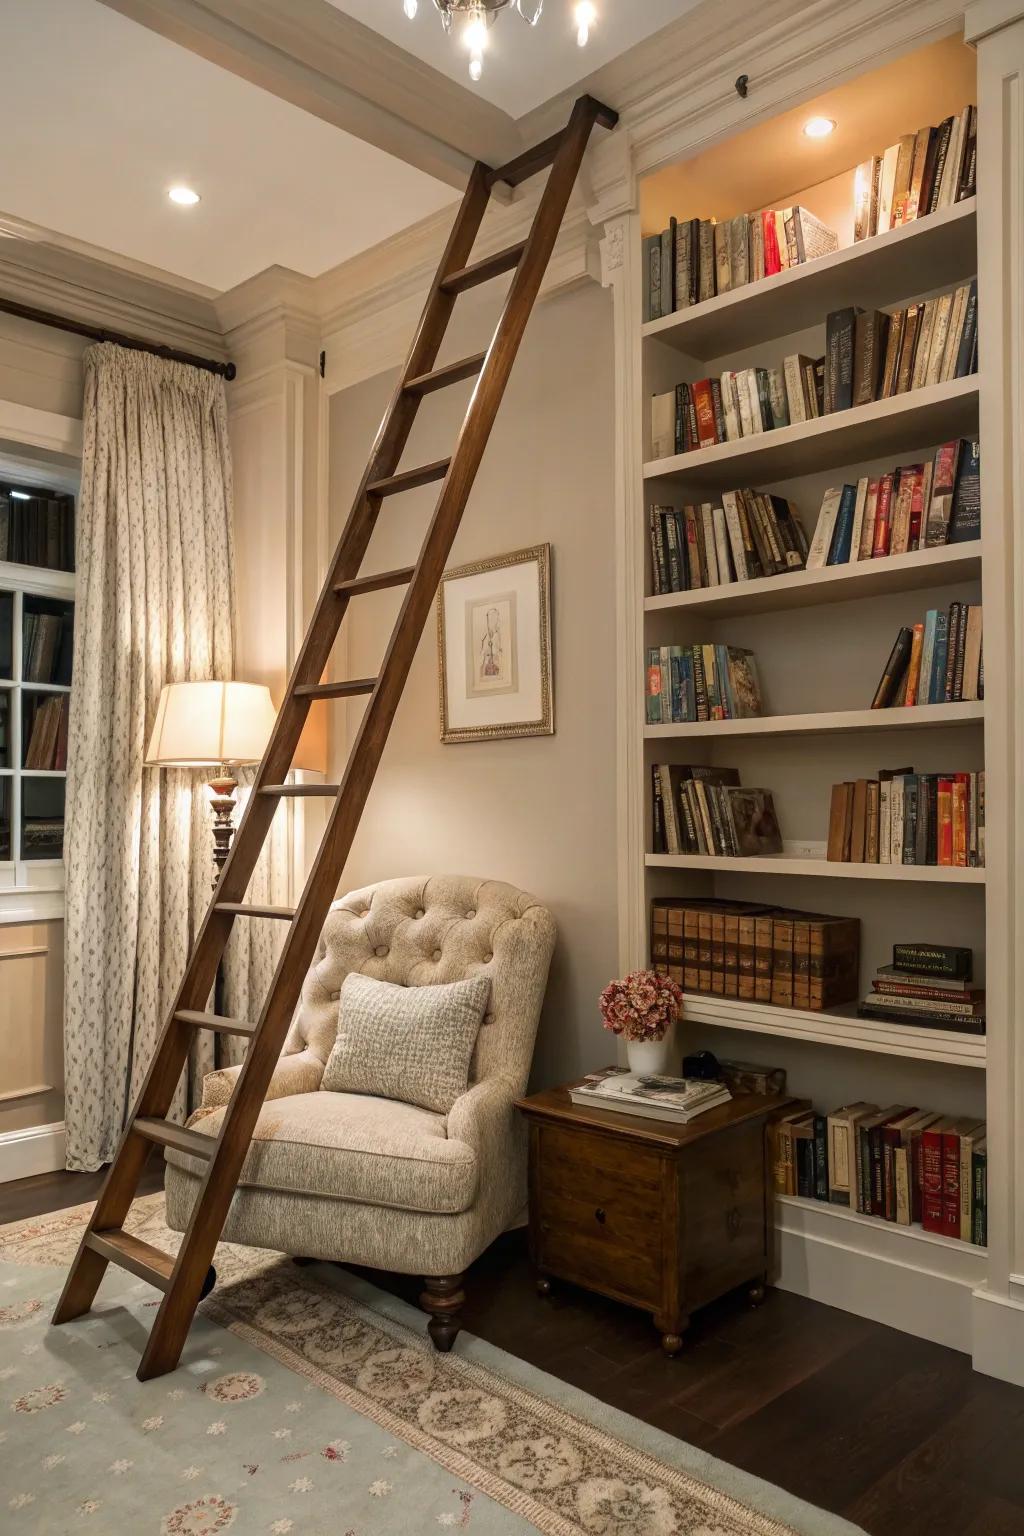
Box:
[63, 343, 286, 1173]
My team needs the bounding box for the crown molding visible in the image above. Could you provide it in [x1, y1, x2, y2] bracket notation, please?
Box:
[964, 0, 1024, 40]
[98, 0, 524, 190]
[0, 211, 226, 360]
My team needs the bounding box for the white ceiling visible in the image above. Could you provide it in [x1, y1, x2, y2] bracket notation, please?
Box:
[0, 0, 458, 293]
[327, 0, 697, 116]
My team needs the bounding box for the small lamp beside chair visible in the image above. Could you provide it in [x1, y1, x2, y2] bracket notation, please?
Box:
[145, 680, 278, 880]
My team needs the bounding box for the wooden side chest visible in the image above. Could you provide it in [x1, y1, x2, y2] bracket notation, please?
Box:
[516, 1086, 794, 1353]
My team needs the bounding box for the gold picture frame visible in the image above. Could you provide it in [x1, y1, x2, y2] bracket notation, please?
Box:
[437, 544, 554, 744]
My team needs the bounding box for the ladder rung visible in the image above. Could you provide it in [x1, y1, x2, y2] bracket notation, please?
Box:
[260, 783, 341, 799]
[441, 242, 526, 294]
[405, 352, 488, 395]
[174, 1009, 257, 1039]
[85, 1230, 175, 1292]
[334, 567, 415, 598]
[367, 458, 451, 497]
[135, 1118, 216, 1161]
[215, 902, 296, 920]
[294, 679, 377, 700]
[486, 131, 565, 189]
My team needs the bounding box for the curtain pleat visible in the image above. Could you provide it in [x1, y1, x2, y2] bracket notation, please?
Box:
[64, 342, 287, 1173]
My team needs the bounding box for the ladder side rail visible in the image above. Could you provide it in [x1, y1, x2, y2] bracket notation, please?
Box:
[135, 99, 607, 1375]
[52, 163, 493, 1331]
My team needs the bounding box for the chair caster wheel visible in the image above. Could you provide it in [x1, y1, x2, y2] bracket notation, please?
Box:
[200, 1266, 217, 1301]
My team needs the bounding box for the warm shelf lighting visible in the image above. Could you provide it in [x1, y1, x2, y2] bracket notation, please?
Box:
[168, 185, 201, 206]
[803, 116, 837, 140]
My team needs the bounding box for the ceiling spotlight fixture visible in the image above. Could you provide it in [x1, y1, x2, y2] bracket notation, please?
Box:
[404, 1, 595, 81]
[168, 185, 201, 206]
[802, 116, 836, 140]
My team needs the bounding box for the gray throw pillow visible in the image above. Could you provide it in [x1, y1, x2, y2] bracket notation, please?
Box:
[321, 971, 490, 1114]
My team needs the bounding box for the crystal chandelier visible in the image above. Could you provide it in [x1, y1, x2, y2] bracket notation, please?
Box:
[401, 1, 597, 82]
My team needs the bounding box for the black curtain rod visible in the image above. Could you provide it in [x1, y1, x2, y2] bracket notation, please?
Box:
[0, 296, 237, 381]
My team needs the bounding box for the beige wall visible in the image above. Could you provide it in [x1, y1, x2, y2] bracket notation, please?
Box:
[328, 278, 618, 1086]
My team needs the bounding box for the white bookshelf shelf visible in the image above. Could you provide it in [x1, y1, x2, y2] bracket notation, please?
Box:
[643, 199, 977, 360]
[645, 541, 982, 618]
[645, 851, 985, 883]
[645, 701, 983, 739]
[644, 376, 979, 488]
[776, 1193, 987, 1263]
[682, 991, 986, 1068]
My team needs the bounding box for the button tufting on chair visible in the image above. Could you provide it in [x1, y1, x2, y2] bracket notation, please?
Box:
[375, 946, 388, 958]
[465, 909, 476, 919]
[415, 909, 425, 919]
[432, 949, 442, 961]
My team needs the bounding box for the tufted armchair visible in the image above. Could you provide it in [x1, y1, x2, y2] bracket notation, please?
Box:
[164, 875, 556, 1349]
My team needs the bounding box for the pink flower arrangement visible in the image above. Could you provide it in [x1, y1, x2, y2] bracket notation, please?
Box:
[598, 969, 682, 1043]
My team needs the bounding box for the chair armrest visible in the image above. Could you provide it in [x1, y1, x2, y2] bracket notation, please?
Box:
[446, 1077, 517, 1148]
[192, 1048, 325, 1119]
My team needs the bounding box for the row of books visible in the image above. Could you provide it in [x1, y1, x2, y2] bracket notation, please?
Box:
[0, 487, 76, 573]
[652, 766, 783, 859]
[22, 612, 73, 686]
[642, 204, 838, 321]
[22, 816, 64, 859]
[826, 771, 985, 869]
[871, 603, 982, 707]
[651, 282, 977, 459]
[805, 440, 980, 570]
[859, 945, 984, 1034]
[853, 106, 977, 241]
[648, 492, 807, 594]
[651, 897, 860, 1011]
[644, 644, 762, 724]
[776, 1100, 987, 1245]
[23, 695, 69, 772]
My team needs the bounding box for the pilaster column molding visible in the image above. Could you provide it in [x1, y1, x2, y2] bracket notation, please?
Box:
[601, 212, 646, 976]
[964, 0, 1024, 1382]
[218, 269, 327, 895]
[586, 0, 966, 225]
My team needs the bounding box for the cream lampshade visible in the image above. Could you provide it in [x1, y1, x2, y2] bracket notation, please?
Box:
[145, 680, 277, 769]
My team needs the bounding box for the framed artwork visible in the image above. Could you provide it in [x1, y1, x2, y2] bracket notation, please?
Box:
[437, 544, 554, 744]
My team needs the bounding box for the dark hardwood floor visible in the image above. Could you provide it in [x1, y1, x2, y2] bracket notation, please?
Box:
[4, 1166, 1023, 1536]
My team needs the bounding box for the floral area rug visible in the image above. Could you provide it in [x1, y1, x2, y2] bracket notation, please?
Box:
[0, 1195, 866, 1536]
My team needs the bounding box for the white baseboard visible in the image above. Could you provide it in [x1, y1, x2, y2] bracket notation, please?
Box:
[774, 1197, 986, 1354]
[0, 1121, 66, 1184]
[971, 1288, 1024, 1387]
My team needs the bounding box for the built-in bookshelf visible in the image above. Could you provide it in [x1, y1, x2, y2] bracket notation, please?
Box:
[0, 473, 76, 890]
[618, 29, 1002, 1353]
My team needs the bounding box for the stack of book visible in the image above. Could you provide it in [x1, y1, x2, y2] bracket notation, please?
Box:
[871, 602, 982, 707]
[0, 486, 76, 573]
[570, 1067, 731, 1123]
[645, 644, 762, 723]
[648, 491, 807, 593]
[775, 1096, 986, 1245]
[858, 943, 984, 1035]
[643, 204, 838, 321]
[651, 765, 783, 857]
[22, 611, 73, 685]
[804, 440, 979, 569]
[653, 282, 977, 456]
[651, 897, 860, 1010]
[23, 695, 69, 771]
[826, 770, 985, 868]
[853, 105, 977, 240]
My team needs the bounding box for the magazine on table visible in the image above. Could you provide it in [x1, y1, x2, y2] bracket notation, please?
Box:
[570, 1067, 731, 1123]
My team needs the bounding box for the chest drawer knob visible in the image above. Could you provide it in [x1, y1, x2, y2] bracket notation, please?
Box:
[594, 1207, 606, 1225]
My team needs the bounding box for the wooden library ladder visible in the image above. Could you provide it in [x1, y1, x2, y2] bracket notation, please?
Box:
[51, 94, 618, 1380]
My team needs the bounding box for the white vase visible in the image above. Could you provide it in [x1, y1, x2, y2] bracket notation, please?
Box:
[626, 1031, 672, 1076]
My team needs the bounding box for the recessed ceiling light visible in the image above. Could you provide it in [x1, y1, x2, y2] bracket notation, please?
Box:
[168, 185, 200, 206]
[803, 117, 836, 140]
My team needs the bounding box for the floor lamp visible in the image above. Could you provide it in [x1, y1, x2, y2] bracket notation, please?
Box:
[145, 679, 277, 1012]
